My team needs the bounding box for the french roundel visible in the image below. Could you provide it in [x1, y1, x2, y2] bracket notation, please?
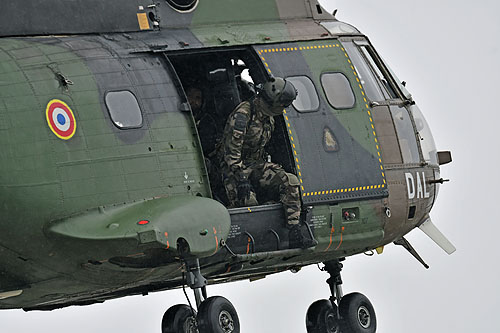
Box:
[45, 99, 76, 140]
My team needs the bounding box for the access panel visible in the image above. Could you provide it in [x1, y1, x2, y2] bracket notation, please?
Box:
[253, 40, 388, 204]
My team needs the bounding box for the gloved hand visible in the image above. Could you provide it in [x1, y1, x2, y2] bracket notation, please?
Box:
[237, 176, 252, 202]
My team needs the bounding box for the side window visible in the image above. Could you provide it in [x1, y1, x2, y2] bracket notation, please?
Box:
[286, 76, 320, 113]
[105, 91, 143, 129]
[321, 73, 355, 109]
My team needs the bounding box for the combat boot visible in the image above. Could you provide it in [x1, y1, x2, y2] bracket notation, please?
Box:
[288, 224, 317, 249]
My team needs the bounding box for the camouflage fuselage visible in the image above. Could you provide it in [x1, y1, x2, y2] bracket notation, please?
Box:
[0, 0, 440, 310]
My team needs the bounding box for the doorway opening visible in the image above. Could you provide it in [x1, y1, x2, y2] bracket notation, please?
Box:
[167, 48, 296, 207]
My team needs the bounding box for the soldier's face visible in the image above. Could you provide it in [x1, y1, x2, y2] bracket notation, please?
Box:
[256, 97, 284, 117]
[186, 87, 203, 112]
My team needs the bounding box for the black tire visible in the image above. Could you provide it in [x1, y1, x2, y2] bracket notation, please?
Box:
[306, 299, 340, 333]
[162, 304, 198, 333]
[197, 296, 240, 333]
[339, 293, 376, 333]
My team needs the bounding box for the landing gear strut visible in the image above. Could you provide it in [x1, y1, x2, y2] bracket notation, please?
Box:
[306, 259, 377, 333]
[161, 259, 240, 333]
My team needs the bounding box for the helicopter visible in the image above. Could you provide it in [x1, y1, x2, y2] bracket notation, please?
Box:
[0, 0, 455, 332]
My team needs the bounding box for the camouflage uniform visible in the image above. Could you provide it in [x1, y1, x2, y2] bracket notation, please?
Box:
[220, 100, 301, 226]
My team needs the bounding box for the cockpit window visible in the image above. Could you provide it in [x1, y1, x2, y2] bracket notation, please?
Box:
[390, 106, 421, 164]
[320, 21, 360, 35]
[343, 42, 385, 101]
[286, 76, 320, 112]
[382, 56, 412, 100]
[321, 73, 355, 109]
[411, 105, 438, 165]
[105, 91, 143, 129]
[358, 46, 399, 99]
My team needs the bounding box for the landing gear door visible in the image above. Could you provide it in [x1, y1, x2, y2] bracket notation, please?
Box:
[253, 42, 388, 204]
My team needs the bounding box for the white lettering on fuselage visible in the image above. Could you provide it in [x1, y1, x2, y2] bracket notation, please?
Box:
[405, 172, 430, 199]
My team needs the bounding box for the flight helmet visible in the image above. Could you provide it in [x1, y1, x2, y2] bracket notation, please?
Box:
[258, 77, 297, 116]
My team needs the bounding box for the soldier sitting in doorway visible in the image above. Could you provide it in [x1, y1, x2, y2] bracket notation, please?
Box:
[218, 77, 316, 248]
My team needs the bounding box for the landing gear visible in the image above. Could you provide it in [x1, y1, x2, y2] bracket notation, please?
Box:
[162, 304, 198, 333]
[306, 260, 377, 333]
[338, 293, 376, 333]
[161, 259, 240, 333]
[197, 296, 240, 333]
[306, 299, 340, 333]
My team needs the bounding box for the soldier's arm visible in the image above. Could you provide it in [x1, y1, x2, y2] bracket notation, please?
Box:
[224, 104, 250, 177]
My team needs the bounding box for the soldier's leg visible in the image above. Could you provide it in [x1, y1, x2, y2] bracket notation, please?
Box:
[222, 174, 239, 208]
[258, 163, 301, 226]
[223, 171, 258, 208]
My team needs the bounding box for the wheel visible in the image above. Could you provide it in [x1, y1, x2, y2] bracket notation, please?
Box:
[162, 304, 198, 333]
[306, 299, 340, 333]
[339, 293, 376, 333]
[197, 296, 240, 333]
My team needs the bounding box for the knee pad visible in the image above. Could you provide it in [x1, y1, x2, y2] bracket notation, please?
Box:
[284, 172, 300, 186]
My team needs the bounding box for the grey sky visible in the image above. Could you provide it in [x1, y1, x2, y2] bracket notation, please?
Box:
[1, 0, 498, 332]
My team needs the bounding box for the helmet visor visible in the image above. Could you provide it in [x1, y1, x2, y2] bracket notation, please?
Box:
[276, 80, 297, 107]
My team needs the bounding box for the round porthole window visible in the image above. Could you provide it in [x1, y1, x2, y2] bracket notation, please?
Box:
[166, 0, 199, 12]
